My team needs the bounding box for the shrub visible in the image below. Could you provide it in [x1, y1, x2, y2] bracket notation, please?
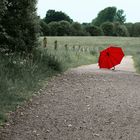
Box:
[0, 0, 39, 53]
[115, 24, 129, 37]
[101, 22, 114, 36]
[57, 20, 71, 36]
[48, 22, 60, 36]
[85, 25, 103, 36]
[40, 20, 50, 36]
[133, 22, 140, 37]
[125, 23, 134, 37]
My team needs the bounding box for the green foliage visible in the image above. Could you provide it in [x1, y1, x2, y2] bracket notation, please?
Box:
[125, 23, 134, 37]
[71, 22, 89, 36]
[101, 22, 114, 36]
[48, 21, 89, 36]
[40, 20, 50, 36]
[92, 7, 117, 26]
[0, 0, 39, 53]
[133, 54, 140, 72]
[114, 9, 126, 24]
[48, 22, 60, 36]
[114, 23, 129, 37]
[71, 22, 82, 35]
[44, 10, 73, 24]
[92, 7, 126, 26]
[133, 22, 140, 37]
[0, 49, 63, 123]
[85, 25, 103, 36]
[125, 22, 140, 37]
[0, 0, 7, 47]
[57, 20, 71, 36]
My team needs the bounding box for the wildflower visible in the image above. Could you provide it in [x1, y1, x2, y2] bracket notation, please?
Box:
[20, 61, 24, 65]
[13, 61, 16, 64]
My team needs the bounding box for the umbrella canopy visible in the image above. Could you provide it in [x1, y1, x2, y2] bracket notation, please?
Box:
[98, 46, 124, 69]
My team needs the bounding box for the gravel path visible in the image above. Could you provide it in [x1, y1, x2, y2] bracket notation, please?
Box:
[1, 56, 140, 140]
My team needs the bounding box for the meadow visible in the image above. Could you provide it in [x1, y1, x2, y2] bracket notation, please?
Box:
[0, 36, 140, 125]
[40, 36, 140, 70]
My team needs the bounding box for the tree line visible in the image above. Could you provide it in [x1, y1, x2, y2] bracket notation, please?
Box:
[0, 2, 140, 53]
[40, 7, 140, 37]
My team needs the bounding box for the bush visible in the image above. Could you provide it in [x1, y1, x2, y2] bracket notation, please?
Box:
[85, 25, 103, 36]
[57, 20, 71, 36]
[133, 22, 140, 37]
[125, 23, 134, 37]
[101, 22, 114, 36]
[44, 10, 73, 24]
[70, 22, 84, 36]
[0, 49, 63, 123]
[115, 24, 129, 37]
[40, 20, 50, 36]
[0, 0, 39, 53]
[48, 22, 60, 36]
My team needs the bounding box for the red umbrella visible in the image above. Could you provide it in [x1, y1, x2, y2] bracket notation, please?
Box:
[98, 45, 124, 69]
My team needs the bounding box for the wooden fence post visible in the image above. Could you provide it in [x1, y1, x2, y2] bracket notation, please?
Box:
[54, 40, 58, 50]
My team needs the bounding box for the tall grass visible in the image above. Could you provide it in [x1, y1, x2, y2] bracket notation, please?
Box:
[0, 50, 63, 125]
[0, 43, 97, 124]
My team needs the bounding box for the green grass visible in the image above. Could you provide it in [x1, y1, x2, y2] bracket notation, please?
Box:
[0, 50, 63, 125]
[1, 36, 140, 125]
[41, 36, 140, 71]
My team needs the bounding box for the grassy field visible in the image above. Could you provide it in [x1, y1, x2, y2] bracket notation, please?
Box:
[40, 36, 140, 71]
[0, 36, 140, 125]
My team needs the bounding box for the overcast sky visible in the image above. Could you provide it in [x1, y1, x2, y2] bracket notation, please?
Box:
[37, 0, 140, 23]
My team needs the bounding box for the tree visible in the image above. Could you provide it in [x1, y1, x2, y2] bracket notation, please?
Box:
[114, 9, 126, 24]
[92, 7, 126, 26]
[48, 22, 60, 36]
[114, 23, 129, 36]
[71, 22, 82, 36]
[133, 22, 140, 37]
[0, 0, 39, 52]
[85, 25, 103, 36]
[57, 21, 71, 36]
[40, 20, 50, 36]
[92, 7, 117, 26]
[44, 10, 73, 24]
[101, 22, 114, 36]
[0, 0, 6, 20]
[125, 23, 134, 37]
[0, 0, 7, 48]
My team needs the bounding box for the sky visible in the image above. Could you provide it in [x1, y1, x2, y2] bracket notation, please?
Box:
[37, 0, 140, 23]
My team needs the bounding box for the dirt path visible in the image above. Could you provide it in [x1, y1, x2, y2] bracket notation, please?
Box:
[1, 56, 140, 140]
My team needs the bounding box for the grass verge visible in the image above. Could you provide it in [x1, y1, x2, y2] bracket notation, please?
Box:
[0, 46, 96, 125]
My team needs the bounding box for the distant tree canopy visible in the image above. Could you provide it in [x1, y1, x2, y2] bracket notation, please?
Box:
[44, 10, 73, 24]
[40, 20, 50, 36]
[125, 23, 134, 37]
[85, 25, 103, 36]
[114, 9, 126, 24]
[101, 22, 114, 36]
[132, 22, 140, 37]
[71, 22, 87, 36]
[92, 7, 117, 26]
[39, 7, 139, 37]
[0, 0, 39, 53]
[92, 7, 126, 26]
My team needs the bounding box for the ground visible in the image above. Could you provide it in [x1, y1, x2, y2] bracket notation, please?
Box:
[0, 56, 140, 140]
